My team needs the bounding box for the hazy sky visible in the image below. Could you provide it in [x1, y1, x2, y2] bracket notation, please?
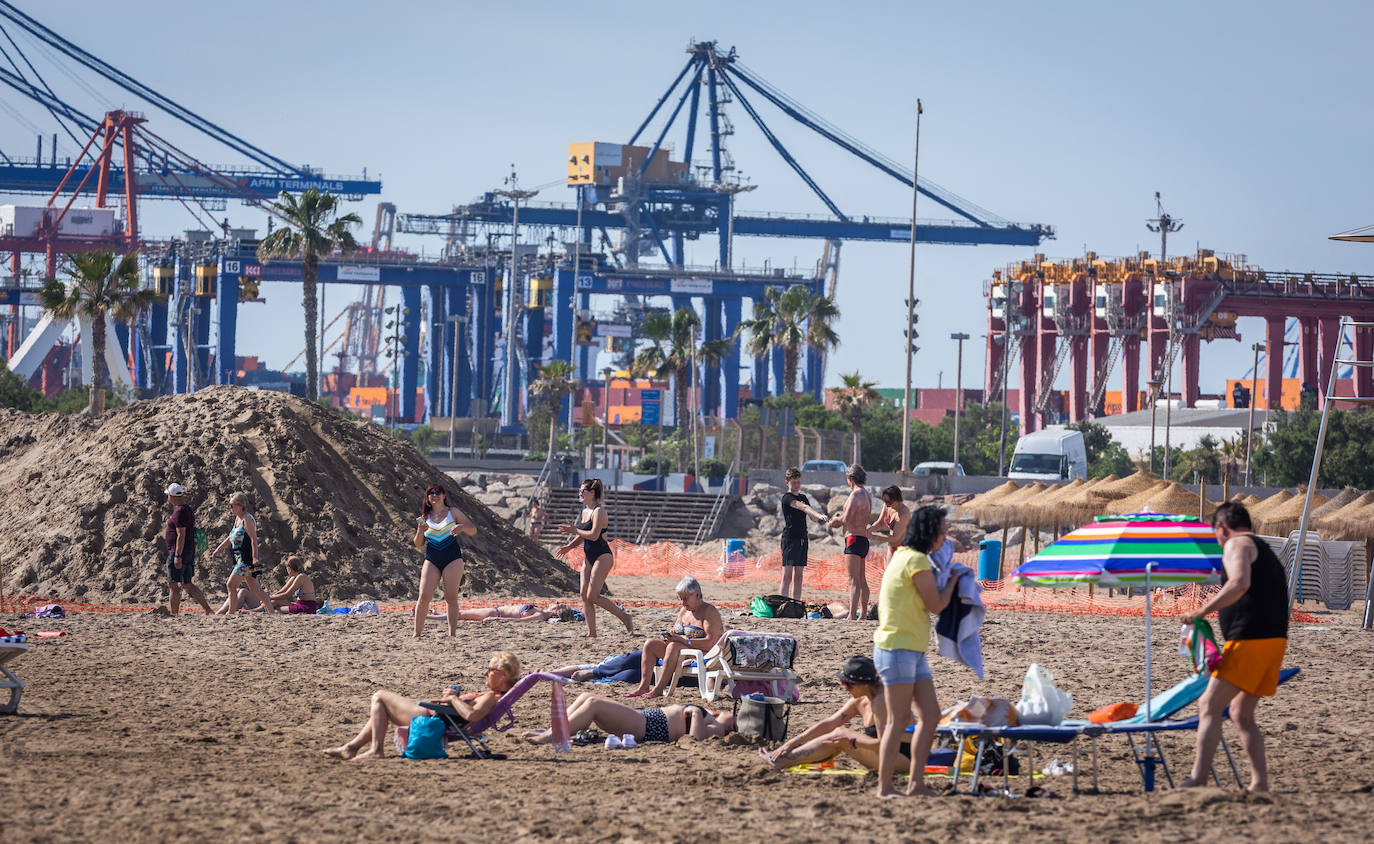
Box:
[5, 0, 1374, 395]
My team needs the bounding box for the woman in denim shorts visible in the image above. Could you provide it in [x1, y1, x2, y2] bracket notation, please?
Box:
[872, 505, 958, 798]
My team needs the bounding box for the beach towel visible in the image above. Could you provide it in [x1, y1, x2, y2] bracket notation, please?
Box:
[930, 538, 986, 679]
[35, 604, 65, 619]
[549, 682, 571, 754]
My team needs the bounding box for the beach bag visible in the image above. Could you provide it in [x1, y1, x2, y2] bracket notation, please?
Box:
[1015, 663, 1073, 726]
[749, 596, 774, 618]
[1179, 619, 1223, 675]
[762, 594, 805, 619]
[734, 694, 790, 742]
[805, 602, 833, 619]
[402, 714, 448, 760]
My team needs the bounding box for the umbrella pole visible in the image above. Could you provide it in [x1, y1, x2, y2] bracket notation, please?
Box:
[1144, 562, 1153, 722]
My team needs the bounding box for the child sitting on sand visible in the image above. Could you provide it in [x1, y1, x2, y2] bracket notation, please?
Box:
[269, 557, 317, 614]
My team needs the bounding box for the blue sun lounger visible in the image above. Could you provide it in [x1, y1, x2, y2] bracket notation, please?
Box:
[932, 667, 1299, 795]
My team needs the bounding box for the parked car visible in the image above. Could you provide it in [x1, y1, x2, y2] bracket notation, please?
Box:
[914, 461, 965, 477]
[801, 459, 849, 473]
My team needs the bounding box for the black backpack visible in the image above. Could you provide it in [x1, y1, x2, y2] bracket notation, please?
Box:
[761, 594, 805, 619]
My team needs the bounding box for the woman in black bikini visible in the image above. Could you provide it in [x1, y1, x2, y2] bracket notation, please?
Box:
[556, 478, 633, 638]
[521, 694, 734, 746]
[625, 575, 724, 699]
[412, 484, 477, 638]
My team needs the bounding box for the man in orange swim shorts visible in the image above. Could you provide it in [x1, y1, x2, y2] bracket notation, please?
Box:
[1180, 501, 1288, 792]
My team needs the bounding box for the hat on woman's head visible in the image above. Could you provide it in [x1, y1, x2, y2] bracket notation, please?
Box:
[164, 483, 185, 497]
[837, 655, 879, 685]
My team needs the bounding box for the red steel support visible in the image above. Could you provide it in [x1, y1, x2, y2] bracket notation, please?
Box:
[1147, 275, 1169, 397]
[1017, 280, 1038, 434]
[1357, 325, 1374, 399]
[1121, 274, 1145, 413]
[1299, 317, 1319, 393]
[984, 297, 1002, 398]
[1033, 280, 1056, 431]
[1089, 281, 1109, 415]
[1068, 273, 1089, 421]
[1318, 317, 1340, 408]
[1265, 317, 1286, 409]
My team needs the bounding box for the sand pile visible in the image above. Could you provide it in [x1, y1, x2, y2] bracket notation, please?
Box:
[0, 386, 579, 603]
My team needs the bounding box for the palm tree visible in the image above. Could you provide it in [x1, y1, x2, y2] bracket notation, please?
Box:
[256, 189, 362, 400]
[831, 370, 880, 466]
[736, 285, 840, 395]
[40, 250, 154, 415]
[632, 307, 732, 430]
[528, 359, 578, 458]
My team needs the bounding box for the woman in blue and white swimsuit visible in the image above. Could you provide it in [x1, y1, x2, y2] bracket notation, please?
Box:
[213, 492, 273, 614]
[411, 483, 477, 638]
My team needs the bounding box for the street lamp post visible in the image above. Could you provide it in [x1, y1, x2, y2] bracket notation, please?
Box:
[384, 304, 409, 431]
[447, 313, 465, 460]
[900, 99, 923, 476]
[1246, 341, 1265, 485]
[1147, 378, 1161, 474]
[601, 366, 613, 469]
[495, 169, 538, 429]
[951, 332, 969, 474]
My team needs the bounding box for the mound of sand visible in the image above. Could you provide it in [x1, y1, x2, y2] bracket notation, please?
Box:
[0, 386, 579, 603]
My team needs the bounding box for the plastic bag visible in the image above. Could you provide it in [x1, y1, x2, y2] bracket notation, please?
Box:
[1014, 663, 1073, 725]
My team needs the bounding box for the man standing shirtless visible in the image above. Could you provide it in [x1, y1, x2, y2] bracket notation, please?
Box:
[829, 464, 873, 619]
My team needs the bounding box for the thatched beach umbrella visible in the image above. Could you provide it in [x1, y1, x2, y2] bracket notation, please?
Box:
[1025, 478, 1088, 529]
[1312, 487, 1361, 519]
[1105, 480, 1170, 515]
[1258, 490, 1330, 537]
[985, 482, 1049, 527]
[1235, 493, 1262, 507]
[1247, 490, 1294, 523]
[1321, 491, 1374, 541]
[1091, 471, 1159, 501]
[961, 481, 1020, 524]
[1129, 481, 1218, 521]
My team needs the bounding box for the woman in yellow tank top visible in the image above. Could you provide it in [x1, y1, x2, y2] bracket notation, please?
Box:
[872, 505, 957, 798]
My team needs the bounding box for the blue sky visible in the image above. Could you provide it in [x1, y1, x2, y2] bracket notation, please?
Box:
[5, 0, 1374, 395]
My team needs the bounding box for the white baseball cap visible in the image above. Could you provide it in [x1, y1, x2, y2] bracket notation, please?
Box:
[165, 483, 186, 497]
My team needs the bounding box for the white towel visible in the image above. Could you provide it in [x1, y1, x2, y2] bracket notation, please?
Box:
[930, 538, 986, 679]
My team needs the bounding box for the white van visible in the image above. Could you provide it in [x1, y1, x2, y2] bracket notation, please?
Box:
[1008, 429, 1088, 481]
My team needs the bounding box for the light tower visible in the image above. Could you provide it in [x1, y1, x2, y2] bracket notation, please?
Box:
[494, 167, 538, 428]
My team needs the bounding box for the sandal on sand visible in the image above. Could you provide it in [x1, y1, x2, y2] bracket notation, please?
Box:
[1025, 786, 1057, 799]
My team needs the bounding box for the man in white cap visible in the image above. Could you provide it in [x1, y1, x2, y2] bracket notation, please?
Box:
[164, 483, 211, 615]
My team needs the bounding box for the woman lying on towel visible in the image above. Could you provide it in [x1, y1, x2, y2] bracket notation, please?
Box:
[520, 694, 735, 745]
[758, 655, 908, 770]
[419, 602, 573, 623]
[323, 652, 520, 760]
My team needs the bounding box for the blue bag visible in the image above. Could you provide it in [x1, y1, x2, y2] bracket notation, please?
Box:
[403, 714, 448, 759]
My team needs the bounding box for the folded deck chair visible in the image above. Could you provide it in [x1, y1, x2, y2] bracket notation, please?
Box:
[690, 630, 799, 702]
[1, 632, 27, 715]
[398, 672, 571, 759]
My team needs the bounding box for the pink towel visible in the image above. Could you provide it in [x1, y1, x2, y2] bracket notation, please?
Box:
[549, 682, 570, 754]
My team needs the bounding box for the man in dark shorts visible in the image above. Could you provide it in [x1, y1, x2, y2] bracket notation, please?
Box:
[163, 483, 211, 616]
[828, 464, 874, 619]
[778, 467, 828, 600]
[1180, 501, 1289, 792]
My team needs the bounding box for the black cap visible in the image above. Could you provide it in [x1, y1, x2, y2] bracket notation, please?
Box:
[836, 655, 879, 685]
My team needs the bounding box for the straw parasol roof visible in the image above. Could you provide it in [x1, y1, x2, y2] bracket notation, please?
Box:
[1257, 490, 1331, 537]
[1024, 478, 1087, 526]
[1317, 491, 1374, 540]
[1235, 493, 1262, 507]
[961, 481, 1020, 523]
[1105, 480, 1170, 514]
[1311, 487, 1360, 518]
[1089, 471, 1158, 501]
[983, 482, 1049, 527]
[1126, 481, 1218, 520]
[1246, 490, 1294, 522]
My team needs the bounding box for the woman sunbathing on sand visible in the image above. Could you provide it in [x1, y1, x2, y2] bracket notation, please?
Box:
[324, 652, 520, 760]
[420, 602, 572, 622]
[521, 693, 734, 745]
[759, 655, 909, 771]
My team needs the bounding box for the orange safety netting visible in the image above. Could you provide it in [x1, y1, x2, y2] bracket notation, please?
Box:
[0, 537, 1329, 624]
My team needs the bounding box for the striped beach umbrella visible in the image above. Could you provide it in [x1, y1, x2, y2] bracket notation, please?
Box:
[1010, 512, 1224, 722]
[1014, 513, 1223, 589]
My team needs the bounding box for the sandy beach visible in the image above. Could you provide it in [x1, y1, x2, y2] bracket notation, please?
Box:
[2, 574, 1369, 843]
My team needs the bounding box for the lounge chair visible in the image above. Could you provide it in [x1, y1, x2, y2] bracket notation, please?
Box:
[396, 672, 572, 759]
[662, 630, 799, 702]
[935, 667, 1300, 795]
[0, 631, 27, 715]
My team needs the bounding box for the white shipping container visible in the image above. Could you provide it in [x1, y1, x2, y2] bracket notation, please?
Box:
[0, 205, 116, 237]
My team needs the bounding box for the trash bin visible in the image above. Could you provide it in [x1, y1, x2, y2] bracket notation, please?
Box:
[977, 539, 1002, 581]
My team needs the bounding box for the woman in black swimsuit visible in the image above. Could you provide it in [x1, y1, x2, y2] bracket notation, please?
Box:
[556, 478, 633, 638]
